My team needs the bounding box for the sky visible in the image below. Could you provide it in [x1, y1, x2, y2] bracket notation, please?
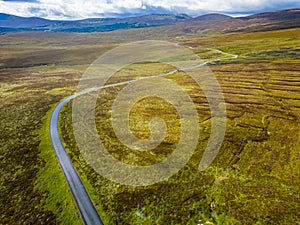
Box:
[0, 0, 299, 20]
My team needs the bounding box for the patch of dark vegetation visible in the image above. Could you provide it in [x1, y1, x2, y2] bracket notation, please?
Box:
[0, 42, 85, 223]
[0, 47, 109, 69]
[56, 23, 162, 33]
[245, 48, 300, 60]
[226, 19, 300, 33]
[228, 116, 270, 167]
[0, 93, 59, 224]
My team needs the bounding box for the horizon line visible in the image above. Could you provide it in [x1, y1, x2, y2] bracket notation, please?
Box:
[1, 7, 299, 21]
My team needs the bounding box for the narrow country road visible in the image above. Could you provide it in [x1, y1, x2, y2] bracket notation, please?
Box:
[49, 48, 237, 225]
[50, 97, 104, 225]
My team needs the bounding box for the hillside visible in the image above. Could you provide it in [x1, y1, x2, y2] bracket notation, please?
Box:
[1, 9, 299, 33]
[244, 8, 300, 20]
[193, 13, 232, 21]
[0, 13, 55, 28]
[0, 4, 299, 224]
[0, 13, 192, 32]
[147, 8, 300, 35]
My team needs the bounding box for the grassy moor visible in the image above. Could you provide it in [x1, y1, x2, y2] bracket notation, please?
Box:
[0, 8, 299, 225]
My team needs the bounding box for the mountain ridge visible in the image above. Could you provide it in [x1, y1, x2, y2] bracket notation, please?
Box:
[0, 12, 230, 31]
[0, 8, 299, 33]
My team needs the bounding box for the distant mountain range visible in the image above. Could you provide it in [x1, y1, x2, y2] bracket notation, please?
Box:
[0, 8, 299, 33]
[0, 12, 231, 32]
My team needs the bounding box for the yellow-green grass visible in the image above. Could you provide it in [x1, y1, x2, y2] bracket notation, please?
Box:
[35, 104, 82, 225]
[0, 39, 103, 223]
[58, 38, 300, 224]
[179, 28, 300, 60]
[58, 105, 110, 224]
[61, 79, 299, 224]
[1, 27, 299, 224]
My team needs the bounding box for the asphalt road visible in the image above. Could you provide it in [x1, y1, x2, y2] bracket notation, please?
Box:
[50, 96, 104, 225]
[49, 48, 237, 225]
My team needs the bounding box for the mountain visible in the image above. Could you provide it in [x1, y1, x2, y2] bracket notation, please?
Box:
[242, 8, 300, 21]
[52, 14, 192, 32]
[0, 13, 192, 32]
[0, 13, 54, 28]
[192, 13, 232, 21]
[228, 8, 300, 32]
[118, 13, 191, 25]
[0, 12, 228, 32]
[168, 8, 300, 34]
[0, 8, 299, 33]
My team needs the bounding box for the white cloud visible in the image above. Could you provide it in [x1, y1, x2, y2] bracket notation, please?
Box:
[0, 0, 299, 19]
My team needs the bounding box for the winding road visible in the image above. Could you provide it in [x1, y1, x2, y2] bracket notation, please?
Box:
[49, 48, 237, 225]
[50, 97, 104, 225]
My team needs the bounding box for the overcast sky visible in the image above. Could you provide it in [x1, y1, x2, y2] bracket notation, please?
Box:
[0, 0, 299, 20]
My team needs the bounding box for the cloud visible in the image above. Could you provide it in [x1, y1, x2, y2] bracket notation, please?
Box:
[0, 0, 299, 19]
[2, 0, 38, 2]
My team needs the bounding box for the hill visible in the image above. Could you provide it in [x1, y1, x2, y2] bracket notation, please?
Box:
[0, 13, 54, 28]
[0, 8, 299, 33]
[0, 13, 192, 32]
[0, 12, 228, 32]
[243, 8, 300, 20]
[149, 8, 300, 35]
[193, 13, 232, 21]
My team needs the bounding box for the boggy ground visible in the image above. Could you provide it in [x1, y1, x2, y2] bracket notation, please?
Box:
[0, 35, 114, 224]
[59, 29, 300, 224]
[1, 27, 299, 224]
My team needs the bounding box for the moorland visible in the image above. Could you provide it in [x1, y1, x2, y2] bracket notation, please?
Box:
[0, 8, 299, 225]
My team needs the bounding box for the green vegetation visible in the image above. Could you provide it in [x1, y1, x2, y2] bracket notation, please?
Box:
[35, 105, 82, 224]
[1, 25, 299, 224]
[58, 28, 299, 224]
[0, 41, 110, 223]
[245, 48, 300, 60]
[0, 68, 60, 223]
